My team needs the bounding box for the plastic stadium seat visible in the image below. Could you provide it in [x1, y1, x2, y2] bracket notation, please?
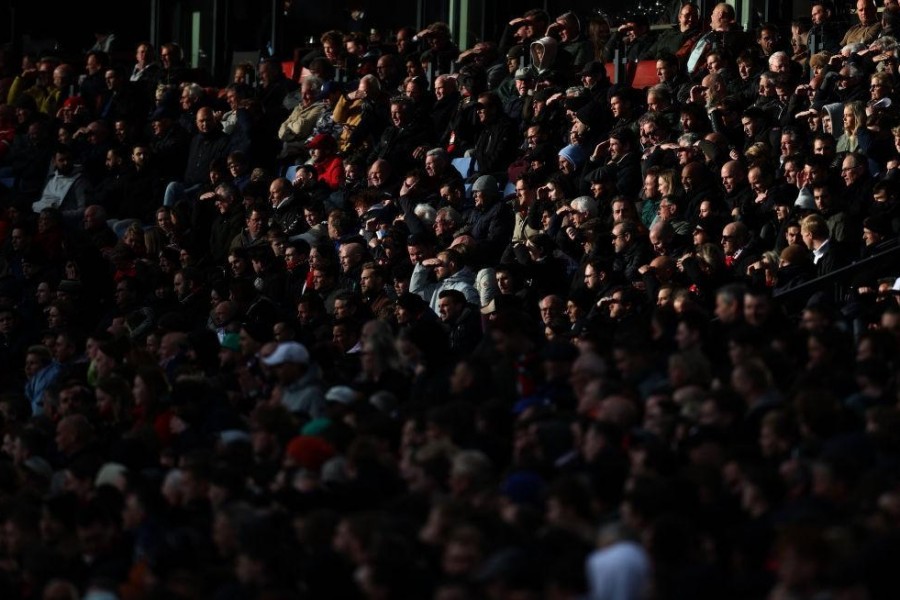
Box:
[630, 60, 659, 89]
[452, 156, 474, 179]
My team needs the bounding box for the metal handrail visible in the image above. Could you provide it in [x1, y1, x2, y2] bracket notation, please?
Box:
[772, 238, 900, 312]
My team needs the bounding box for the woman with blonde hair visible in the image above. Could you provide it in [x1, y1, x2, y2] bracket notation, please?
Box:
[836, 100, 872, 155]
[657, 168, 683, 204]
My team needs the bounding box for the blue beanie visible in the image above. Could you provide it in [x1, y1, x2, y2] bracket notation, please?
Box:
[558, 144, 587, 169]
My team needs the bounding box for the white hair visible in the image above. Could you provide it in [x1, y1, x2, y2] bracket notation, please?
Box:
[414, 203, 437, 225]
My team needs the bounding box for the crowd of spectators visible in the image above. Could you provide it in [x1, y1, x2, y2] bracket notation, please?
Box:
[0, 1, 898, 598]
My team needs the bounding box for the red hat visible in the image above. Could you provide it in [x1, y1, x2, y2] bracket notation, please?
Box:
[307, 133, 336, 152]
[284, 435, 335, 472]
[62, 96, 84, 110]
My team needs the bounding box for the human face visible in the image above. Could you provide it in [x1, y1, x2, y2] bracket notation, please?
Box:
[247, 211, 264, 236]
[871, 78, 888, 100]
[476, 102, 491, 124]
[196, 108, 214, 134]
[608, 138, 623, 161]
[539, 299, 560, 324]
[783, 162, 798, 186]
[424, 154, 441, 177]
[857, 0, 875, 25]
[496, 271, 513, 294]
[843, 108, 856, 133]
[338, 246, 358, 273]
[360, 269, 381, 296]
[813, 188, 831, 212]
[721, 225, 740, 255]
[812, 139, 833, 158]
[610, 96, 624, 119]
[228, 254, 247, 277]
[679, 4, 699, 31]
[390, 103, 405, 128]
[24, 353, 43, 379]
[433, 253, 452, 281]
[786, 225, 802, 246]
[437, 297, 457, 322]
[433, 78, 449, 101]
[721, 164, 739, 194]
[863, 226, 881, 246]
[407, 244, 426, 265]
[655, 60, 673, 83]
[758, 29, 779, 55]
[611, 225, 628, 253]
[367, 164, 385, 187]
[811, 3, 828, 25]
[711, 5, 732, 30]
[608, 291, 627, 320]
[643, 174, 659, 199]
[639, 123, 659, 148]
[584, 264, 600, 289]
[841, 157, 862, 186]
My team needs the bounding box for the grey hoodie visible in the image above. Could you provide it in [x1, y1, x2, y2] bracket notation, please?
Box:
[822, 102, 844, 139]
[530, 36, 559, 75]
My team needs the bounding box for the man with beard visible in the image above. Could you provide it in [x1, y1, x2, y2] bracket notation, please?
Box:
[437, 289, 482, 359]
[359, 262, 395, 323]
[611, 220, 654, 284]
[33, 144, 93, 225]
[411, 248, 479, 315]
[173, 267, 209, 325]
[585, 128, 642, 199]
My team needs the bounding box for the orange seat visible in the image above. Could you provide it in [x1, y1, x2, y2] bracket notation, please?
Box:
[630, 60, 659, 90]
[281, 60, 295, 80]
[605, 62, 616, 82]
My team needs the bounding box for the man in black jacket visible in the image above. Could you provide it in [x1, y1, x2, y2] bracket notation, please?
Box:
[472, 92, 520, 180]
[208, 182, 245, 265]
[367, 95, 434, 176]
[163, 107, 229, 207]
[437, 289, 482, 359]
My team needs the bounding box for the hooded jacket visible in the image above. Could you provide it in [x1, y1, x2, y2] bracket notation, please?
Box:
[410, 263, 480, 315]
[530, 37, 559, 75]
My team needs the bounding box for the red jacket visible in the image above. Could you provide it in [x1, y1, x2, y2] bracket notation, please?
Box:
[314, 155, 344, 190]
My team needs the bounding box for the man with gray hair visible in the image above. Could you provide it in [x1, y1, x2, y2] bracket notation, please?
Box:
[278, 75, 326, 162]
[424, 147, 459, 182]
[767, 51, 790, 73]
